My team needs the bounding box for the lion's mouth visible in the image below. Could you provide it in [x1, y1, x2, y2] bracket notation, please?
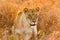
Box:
[30, 21, 37, 26]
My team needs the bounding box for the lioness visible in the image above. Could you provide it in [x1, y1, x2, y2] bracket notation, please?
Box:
[14, 7, 40, 40]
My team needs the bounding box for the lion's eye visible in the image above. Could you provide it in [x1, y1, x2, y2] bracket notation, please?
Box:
[27, 14, 32, 19]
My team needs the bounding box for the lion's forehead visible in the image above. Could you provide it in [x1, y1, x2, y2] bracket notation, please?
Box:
[27, 9, 38, 17]
[28, 9, 37, 15]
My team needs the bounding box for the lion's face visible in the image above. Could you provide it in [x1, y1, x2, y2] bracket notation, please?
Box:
[23, 7, 39, 25]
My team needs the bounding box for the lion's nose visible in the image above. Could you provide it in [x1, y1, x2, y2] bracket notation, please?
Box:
[32, 20, 36, 23]
[30, 20, 36, 26]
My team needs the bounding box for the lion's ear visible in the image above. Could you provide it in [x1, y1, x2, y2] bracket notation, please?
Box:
[23, 8, 28, 13]
[35, 7, 40, 12]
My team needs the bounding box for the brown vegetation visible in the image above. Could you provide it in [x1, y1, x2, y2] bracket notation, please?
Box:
[0, 0, 60, 40]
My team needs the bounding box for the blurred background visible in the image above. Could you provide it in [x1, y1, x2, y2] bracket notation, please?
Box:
[0, 0, 60, 40]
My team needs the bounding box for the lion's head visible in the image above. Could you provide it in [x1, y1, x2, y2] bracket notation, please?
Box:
[23, 7, 40, 26]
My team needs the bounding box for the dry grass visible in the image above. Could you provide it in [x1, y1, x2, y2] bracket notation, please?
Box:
[0, 0, 60, 40]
